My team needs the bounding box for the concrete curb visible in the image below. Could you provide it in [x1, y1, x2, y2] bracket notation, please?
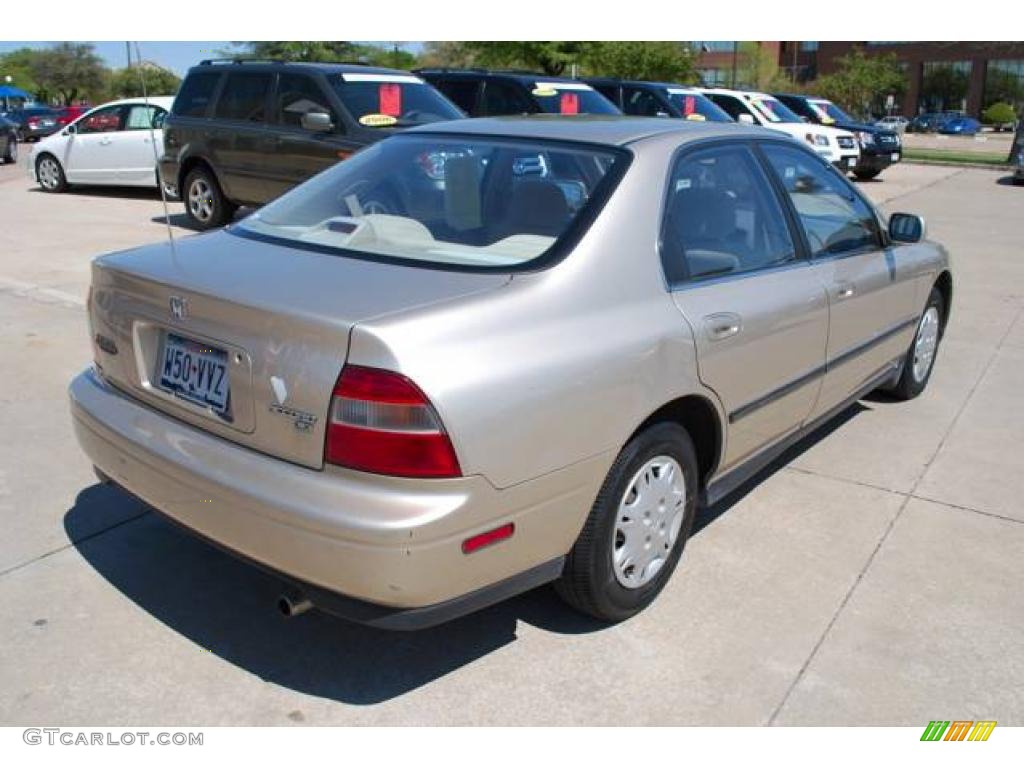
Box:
[902, 158, 1012, 172]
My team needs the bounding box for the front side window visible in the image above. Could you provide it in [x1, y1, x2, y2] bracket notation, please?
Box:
[809, 99, 852, 124]
[707, 93, 755, 122]
[434, 79, 480, 114]
[238, 134, 627, 270]
[623, 87, 668, 117]
[214, 73, 271, 122]
[661, 145, 796, 284]
[748, 96, 802, 124]
[78, 105, 124, 134]
[330, 74, 463, 127]
[276, 74, 337, 129]
[762, 144, 880, 257]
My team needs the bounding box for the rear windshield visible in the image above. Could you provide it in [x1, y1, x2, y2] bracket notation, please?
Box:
[329, 73, 463, 127]
[749, 96, 802, 124]
[237, 133, 627, 270]
[664, 89, 732, 122]
[529, 82, 620, 115]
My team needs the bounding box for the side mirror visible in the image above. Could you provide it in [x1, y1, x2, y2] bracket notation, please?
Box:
[300, 111, 333, 133]
[889, 213, 925, 243]
[62, 124, 77, 136]
[737, 113, 755, 125]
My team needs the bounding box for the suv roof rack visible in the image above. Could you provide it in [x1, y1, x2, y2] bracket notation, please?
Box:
[197, 57, 289, 66]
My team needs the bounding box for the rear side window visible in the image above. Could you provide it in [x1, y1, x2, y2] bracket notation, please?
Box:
[214, 73, 272, 122]
[276, 74, 337, 129]
[661, 145, 796, 283]
[173, 72, 221, 117]
[623, 87, 668, 117]
[433, 79, 480, 114]
[761, 144, 880, 257]
[707, 93, 753, 122]
[125, 104, 167, 130]
[483, 81, 533, 115]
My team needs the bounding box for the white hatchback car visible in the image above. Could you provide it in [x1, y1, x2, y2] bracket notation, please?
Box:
[700, 88, 860, 172]
[29, 96, 175, 193]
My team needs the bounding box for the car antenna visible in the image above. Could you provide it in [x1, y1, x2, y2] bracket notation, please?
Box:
[133, 42, 179, 264]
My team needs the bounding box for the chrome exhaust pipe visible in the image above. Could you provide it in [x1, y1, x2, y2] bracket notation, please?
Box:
[277, 589, 312, 618]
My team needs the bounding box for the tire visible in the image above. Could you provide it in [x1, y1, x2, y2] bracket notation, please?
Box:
[2, 135, 16, 164]
[555, 422, 699, 622]
[890, 287, 944, 400]
[854, 168, 881, 181]
[35, 154, 67, 193]
[183, 166, 236, 230]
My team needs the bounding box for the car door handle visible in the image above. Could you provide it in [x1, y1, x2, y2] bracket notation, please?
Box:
[98, 138, 113, 146]
[704, 313, 742, 342]
[835, 283, 856, 300]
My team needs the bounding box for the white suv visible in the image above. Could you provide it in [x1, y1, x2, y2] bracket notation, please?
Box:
[700, 88, 860, 171]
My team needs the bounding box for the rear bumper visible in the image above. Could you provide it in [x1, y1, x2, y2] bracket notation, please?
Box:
[70, 368, 602, 624]
[158, 157, 180, 196]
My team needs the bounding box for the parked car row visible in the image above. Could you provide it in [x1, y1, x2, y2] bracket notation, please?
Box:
[0, 115, 18, 164]
[27, 60, 921, 229]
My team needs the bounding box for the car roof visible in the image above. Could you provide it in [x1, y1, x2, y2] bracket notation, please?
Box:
[89, 96, 176, 110]
[584, 77, 702, 91]
[700, 87, 774, 99]
[404, 114, 764, 146]
[417, 69, 585, 85]
[189, 60, 420, 77]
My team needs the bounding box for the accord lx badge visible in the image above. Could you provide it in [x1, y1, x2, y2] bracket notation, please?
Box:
[268, 403, 318, 433]
[169, 296, 188, 320]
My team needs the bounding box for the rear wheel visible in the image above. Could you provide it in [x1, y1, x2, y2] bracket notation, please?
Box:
[555, 422, 699, 622]
[36, 154, 67, 192]
[184, 166, 236, 230]
[854, 168, 881, 180]
[890, 287, 944, 400]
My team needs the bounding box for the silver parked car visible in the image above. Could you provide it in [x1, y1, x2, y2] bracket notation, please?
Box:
[70, 117, 952, 628]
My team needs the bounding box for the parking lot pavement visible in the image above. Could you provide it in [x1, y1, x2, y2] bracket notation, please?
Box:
[1, 162, 1022, 725]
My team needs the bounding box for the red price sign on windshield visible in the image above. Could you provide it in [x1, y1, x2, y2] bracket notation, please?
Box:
[560, 92, 579, 115]
[379, 83, 402, 117]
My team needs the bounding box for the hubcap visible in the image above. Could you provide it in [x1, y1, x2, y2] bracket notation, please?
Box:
[38, 158, 58, 189]
[613, 456, 686, 589]
[188, 178, 214, 222]
[912, 306, 940, 383]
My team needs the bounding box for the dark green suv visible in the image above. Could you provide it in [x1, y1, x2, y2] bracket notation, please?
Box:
[160, 59, 464, 229]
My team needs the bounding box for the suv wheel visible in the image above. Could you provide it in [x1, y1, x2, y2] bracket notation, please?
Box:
[854, 168, 881, 180]
[2, 136, 16, 164]
[36, 154, 67, 192]
[555, 422, 698, 622]
[890, 287, 944, 400]
[184, 167, 236, 230]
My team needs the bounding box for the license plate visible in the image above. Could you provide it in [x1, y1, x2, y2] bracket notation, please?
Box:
[40, 119, 54, 127]
[891, 152, 900, 162]
[158, 333, 230, 414]
[847, 157, 857, 167]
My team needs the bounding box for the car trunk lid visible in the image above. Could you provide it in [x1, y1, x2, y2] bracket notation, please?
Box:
[88, 229, 510, 469]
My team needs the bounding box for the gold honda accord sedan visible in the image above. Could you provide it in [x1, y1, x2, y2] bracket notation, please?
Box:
[70, 116, 952, 629]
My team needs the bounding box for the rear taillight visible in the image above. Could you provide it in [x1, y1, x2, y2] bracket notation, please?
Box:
[325, 365, 461, 478]
[27, 118, 39, 128]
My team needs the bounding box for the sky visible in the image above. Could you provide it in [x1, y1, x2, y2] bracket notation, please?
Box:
[0, 41, 424, 76]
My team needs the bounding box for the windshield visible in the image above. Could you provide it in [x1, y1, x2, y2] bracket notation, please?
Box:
[810, 100, 852, 124]
[329, 74, 463, 127]
[750, 97, 803, 124]
[530, 82, 620, 115]
[664, 89, 732, 122]
[238, 134, 627, 270]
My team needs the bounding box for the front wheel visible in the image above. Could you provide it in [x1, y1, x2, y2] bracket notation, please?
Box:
[36, 154, 67, 193]
[184, 167, 236, 230]
[890, 287, 944, 400]
[555, 422, 699, 622]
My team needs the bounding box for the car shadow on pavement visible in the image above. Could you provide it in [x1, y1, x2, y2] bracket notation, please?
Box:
[995, 175, 1021, 186]
[64, 484, 606, 706]
[64, 399, 870, 706]
[29, 186, 163, 201]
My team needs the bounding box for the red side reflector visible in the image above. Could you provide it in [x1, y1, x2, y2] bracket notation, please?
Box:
[462, 523, 515, 554]
[379, 83, 402, 117]
[560, 92, 579, 115]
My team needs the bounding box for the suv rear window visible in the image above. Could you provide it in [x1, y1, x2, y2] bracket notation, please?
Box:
[173, 72, 221, 117]
[529, 82, 619, 115]
[237, 133, 627, 270]
[329, 74, 463, 127]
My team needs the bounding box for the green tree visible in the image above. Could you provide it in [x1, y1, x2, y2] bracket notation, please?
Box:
[108, 65, 181, 99]
[244, 41, 364, 62]
[735, 42, 793, 92]
[815, 48, 906, 118]
[982, 101, 1016, 126]
[459, 42, 585, 76]
[30, 42, 106, 105]
[417, 41, 479, 69]
[580, 42, 696, 82]
[0, 47, 44, 99]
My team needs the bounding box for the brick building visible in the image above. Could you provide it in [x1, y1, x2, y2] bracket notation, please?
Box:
[692, 41, 1024, 119]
